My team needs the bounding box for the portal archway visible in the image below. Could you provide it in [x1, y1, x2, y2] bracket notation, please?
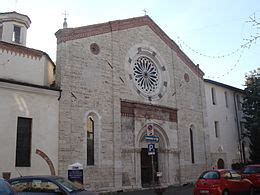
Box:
[136, 123, 170, 187]
[217, 158, 225, 169]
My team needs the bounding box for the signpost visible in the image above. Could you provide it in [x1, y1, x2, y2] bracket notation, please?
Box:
[148, 143, 155, 155]
[145, 135, 159, 142]
[146, 123, 154, 136]
[68, 162, 83, 185]
[145, 123, 159, 189]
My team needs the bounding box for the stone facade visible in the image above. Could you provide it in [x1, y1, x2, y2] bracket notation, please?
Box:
[56, 15, 208, 192]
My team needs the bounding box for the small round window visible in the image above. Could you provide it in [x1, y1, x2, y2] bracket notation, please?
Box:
[90, 43, 100, 55]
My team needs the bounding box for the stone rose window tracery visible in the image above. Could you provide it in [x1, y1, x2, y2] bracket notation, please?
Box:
[126, 45, 168, 101]
[133, 56, 159, 93]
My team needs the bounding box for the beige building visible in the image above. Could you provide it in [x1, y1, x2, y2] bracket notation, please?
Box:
[55, 15, 209, 192]
[0, 12, 60, 178]
[204, 79, 247, 169]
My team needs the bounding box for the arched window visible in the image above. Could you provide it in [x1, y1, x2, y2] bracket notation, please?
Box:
[211, 87, 216, 105]
[224, 91, 229, 108]
[190, 127, 195, 164]
[217, 158, 224, 169]
[87, 116, 94, 165]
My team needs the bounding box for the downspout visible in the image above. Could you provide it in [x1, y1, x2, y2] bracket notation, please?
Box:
[58, 89, 62, 100]
[233, 92, 244, 163]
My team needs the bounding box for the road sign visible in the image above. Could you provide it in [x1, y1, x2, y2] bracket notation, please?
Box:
[148, 143, 155, 155]
[145, 135, 159, 142]
[146, 123, 154, 136]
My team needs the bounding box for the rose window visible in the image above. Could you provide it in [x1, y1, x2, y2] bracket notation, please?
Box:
[133, 56, 159, 93]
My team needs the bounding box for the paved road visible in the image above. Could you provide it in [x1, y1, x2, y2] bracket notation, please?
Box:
[116, 184, 193, 195]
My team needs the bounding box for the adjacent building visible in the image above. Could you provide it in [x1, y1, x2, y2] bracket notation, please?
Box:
[0, 12, 60, 178]
[204, 79, 247, 169]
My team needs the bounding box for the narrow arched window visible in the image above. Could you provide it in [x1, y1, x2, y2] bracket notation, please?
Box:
[190, 128, 195, 163]
[224, 91, 229, 108]
[211, 87, 216, 105]
[87, 116, 94, 165]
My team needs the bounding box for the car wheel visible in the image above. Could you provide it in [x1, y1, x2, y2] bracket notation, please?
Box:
[249, 187, 255, 195]
[222, 190, 229, 195]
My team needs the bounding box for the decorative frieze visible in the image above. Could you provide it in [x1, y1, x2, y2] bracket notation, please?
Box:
[121, 100, 177, 122]
[0, 41, 43, 60]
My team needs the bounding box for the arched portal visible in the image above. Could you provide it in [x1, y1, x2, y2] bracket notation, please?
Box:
[217, 158, 225, 169]
[136, 123, 169, 187]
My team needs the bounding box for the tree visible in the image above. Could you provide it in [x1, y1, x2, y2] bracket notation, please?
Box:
[242, 69, 260, 163]
[243, 14, 260, 49]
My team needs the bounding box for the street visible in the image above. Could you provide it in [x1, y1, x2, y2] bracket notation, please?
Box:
[115, 184, 193, 195]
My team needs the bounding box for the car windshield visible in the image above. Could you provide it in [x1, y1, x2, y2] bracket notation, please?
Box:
[0, 180, 14, 194]
[199, 171, 220, 179]
[54, 178, 82, 192]
[230, 170, 241, 179]
[243, 166, 260, 174]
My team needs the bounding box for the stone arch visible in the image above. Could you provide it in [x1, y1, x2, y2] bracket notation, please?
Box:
[135, 122, 170, 187]
[136, 122, 170, 149]
[35, 149, 55, 176]
[189, 124, 201, 163]
[83, 110, 101, 167]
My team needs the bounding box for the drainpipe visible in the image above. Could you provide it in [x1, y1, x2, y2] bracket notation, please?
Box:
[233, 92, 244, 164]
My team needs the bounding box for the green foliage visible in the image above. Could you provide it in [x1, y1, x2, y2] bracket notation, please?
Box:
[242, 69, 260, 163]
[231, 162, 245, 171]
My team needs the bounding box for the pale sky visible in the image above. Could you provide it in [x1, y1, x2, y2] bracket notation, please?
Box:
[1, 0, 259, 89]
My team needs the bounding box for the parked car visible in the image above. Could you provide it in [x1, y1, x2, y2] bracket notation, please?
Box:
[0, 177, 17, 195]
[193, 169, 255, 195]
[8, 175, 97, 194]
[241, 164, 260, 189]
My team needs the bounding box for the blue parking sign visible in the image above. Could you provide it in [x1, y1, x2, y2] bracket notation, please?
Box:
[148, 144, 155, 155]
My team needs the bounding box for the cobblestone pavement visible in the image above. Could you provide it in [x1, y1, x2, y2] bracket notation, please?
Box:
[99, 185, 260, 195]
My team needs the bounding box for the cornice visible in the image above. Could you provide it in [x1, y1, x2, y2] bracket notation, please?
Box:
[55, 15, 204, 78]
[0, 78, 60, 96]
[0, 41, 55, 67]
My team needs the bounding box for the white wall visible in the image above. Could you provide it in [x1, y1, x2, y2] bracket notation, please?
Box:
[1, 21, 27, 45]
[0, 49, 49, 86]
[205, 81, 243, 168]
[0, 82, 59, 178]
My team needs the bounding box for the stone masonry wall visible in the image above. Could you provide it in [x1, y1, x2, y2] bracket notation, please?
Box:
[56, 23, 207, 191]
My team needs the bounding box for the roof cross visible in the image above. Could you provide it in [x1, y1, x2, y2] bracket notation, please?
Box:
[62, 11, 69, 28]
[63, 11, 68, 19]
[143, 9, 147, 16]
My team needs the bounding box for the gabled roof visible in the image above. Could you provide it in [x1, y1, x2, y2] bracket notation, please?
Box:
[55, 15, 204, 78]
[0, 41, 55, 68]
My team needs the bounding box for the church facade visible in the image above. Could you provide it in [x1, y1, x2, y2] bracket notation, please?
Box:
[55, 16, 209, 191]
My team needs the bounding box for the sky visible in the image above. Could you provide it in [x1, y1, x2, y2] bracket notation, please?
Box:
[1, 0, 259, 89]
